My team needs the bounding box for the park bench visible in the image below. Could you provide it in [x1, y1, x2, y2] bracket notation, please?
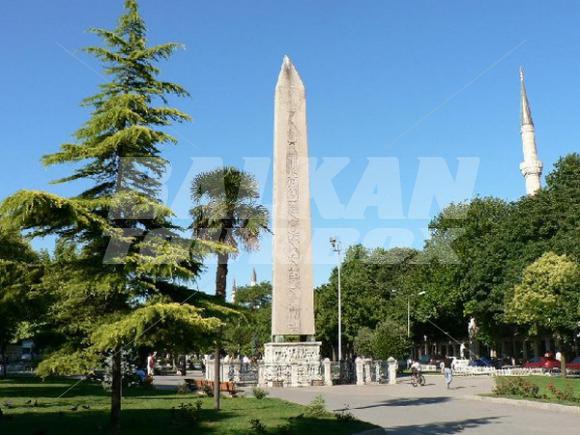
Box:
[190, 379, 238, 396]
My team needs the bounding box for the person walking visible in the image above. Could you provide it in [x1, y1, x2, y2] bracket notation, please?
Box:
[147, 352, 156, 377]
[443, 356, 453, 389]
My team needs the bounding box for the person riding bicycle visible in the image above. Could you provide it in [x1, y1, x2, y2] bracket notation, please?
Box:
[410, 360, 421, 379]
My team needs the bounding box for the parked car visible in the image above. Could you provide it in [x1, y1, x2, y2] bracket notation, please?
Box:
[468, 357, 505, 369]
[565, 356, 580, 372]
[469, 357, 493, 367]
[523, 356, 559, 371]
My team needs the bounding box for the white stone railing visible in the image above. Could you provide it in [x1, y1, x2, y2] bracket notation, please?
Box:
[354, 357, 397, 385]
[453, 366, 497, 376]
[453, 366, 539, 377]
[203, 356, 259, 384]
[420, 364, 438, 372]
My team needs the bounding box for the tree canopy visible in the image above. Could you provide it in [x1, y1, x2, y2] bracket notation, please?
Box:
[0, 1, 226, 431]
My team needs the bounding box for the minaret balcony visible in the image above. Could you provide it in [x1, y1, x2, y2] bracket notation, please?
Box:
[520, 160, 543, 176]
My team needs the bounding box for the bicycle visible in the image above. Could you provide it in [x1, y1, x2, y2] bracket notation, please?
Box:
[411, 372, 425, 387]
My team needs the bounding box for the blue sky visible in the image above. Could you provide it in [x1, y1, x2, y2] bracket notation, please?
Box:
[1, 1, 579, 296]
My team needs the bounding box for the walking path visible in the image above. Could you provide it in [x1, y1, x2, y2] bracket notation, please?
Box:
[264, 375, 579, 434]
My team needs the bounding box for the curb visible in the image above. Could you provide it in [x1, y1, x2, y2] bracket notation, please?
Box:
[466, 395, 580, 415]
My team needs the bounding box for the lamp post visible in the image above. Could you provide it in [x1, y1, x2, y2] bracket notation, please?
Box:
[392, 289, 426, 361]
[330, 237, 342, 361]
[392, 290, 426, 338]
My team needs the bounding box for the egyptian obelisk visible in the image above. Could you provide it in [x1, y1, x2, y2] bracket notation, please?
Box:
[271, 55, 315, 337]
[262, 56, 321, 387]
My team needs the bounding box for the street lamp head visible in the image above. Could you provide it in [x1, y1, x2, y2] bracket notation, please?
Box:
[330, 236, 342, 253]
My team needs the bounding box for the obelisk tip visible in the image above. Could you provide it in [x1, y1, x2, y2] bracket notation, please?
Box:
[282, 55, 292, 68]
[276, 54, 304, 90]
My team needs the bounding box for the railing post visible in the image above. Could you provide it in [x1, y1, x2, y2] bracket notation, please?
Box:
[364, 358, 372, 384]
[387, 357, 397, 385]
[323, 358, 332, 386]
[355, 357, 364, 385]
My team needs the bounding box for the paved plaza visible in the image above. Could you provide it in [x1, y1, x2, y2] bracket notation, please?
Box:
[263, 375, 579, 434]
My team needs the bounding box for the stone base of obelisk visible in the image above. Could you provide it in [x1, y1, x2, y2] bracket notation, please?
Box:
[260, 342, 322, 387]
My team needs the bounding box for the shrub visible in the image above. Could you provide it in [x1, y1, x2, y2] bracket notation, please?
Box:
[305, 394, 329, 417]
[171, 402, 202, 426]
[252, 387, 269, 399]
[276, 423, 294, 434]
[493, 377, 540, 399]
[176, 381, 190, 394]
[249, 418, 267, 434]
[202, 383, 214, 397]
[546, 383, 577, 403]
[335, 403, 356, 422]
[335, 410, 356, 422]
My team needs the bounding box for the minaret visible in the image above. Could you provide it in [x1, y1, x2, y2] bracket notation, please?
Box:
[231, 278, 237, 304]
[250, 267, 257, 287]
[519, 67, 543, 196]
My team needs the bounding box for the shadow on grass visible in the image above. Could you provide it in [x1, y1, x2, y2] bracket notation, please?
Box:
[1, 380, 380, 435]
[0, 377, 380, 435]
[0, 377, 177, 400]
[376, 416, 501, 434]
[0, 406, 378, 435]
[0, 407, 233, 435]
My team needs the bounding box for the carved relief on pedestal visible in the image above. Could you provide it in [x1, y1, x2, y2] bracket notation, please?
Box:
[261, 342, 322, 387]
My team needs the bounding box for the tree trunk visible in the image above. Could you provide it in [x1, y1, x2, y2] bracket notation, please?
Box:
[0, 344, 7, 378]
[215, 252, 229, 299]
[556, 335, 567, 378]
[213, 346, 221, 410]
[181, 354, 187, 376]
[214, 223, 228, 411]
[110, 351, 122, 435]
[561, 352, 567, 378]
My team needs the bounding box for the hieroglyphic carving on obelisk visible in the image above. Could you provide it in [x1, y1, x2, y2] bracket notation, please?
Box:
[271, 56, 315, 337]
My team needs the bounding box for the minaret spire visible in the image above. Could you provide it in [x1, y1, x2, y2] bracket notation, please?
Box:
[250, 267, 257, 287]
[231, 278, 237, 304]
[519, 67, 543, 196]
[520, 67, 534, 127]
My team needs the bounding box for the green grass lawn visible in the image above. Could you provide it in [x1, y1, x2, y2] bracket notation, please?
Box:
[0, 377, 377, 434]
[493, 376, 580, 406]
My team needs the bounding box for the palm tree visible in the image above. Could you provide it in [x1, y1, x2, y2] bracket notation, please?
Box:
[191, 167, 269, 299]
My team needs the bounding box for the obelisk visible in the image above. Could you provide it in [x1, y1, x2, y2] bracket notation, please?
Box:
[262, 56, 321, 387]
[271, 55, 315, 338]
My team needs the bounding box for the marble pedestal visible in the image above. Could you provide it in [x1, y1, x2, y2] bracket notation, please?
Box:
[260, 342, 322, 387]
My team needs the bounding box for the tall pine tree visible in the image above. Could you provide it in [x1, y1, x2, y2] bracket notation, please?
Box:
[0, 1, 225, 432]
[0, 229, 40, 378]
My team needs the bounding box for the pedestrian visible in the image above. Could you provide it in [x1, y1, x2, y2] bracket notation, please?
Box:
[147, 352, 156, 377]
[443, 356, 453, 389]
